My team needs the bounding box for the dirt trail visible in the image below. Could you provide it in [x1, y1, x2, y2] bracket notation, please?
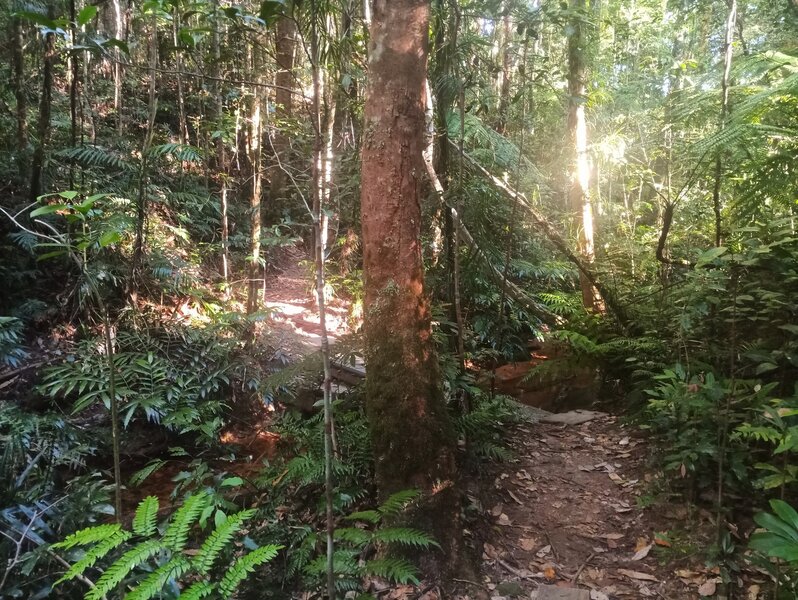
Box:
[472, 414, 721, 600]
[260, 247, 351, 359]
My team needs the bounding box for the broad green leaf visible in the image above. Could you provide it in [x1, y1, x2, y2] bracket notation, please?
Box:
[77, 5, 97, 25]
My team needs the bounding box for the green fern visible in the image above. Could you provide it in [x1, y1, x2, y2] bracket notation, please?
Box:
[193, 509, 256, 575]
[53, 529, 132, 584]
[52, 494, 282, 600]
[85, 539, 164, 600]
[132, 496, 159, 537]
[363, 558, 420, 585]
[162, 492, 211, 551]
[218, 545, 282, 599]
[124, 555, 191, 600]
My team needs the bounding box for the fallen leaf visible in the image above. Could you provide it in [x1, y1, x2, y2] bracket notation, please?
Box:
[590, 592, 609, 600]
[603, 533, 625, 540]
[619, 436, 630, 446]
[654, 533, 671, 547]
[617, 569, 658, 582]
[747, 584, 760, 599]
[608, 472, 624, 484]
[631, 544, 653, 561]
[698, 580, 717, 596]
[634, 537, 650, 552]
[498, 513, 511, 526]
[536, 545, 551, 558]
[519, 537, 537, 551]
[483, 543, 499, 559]
[543, 565, 556, 580]
[491, 504, 504, 517]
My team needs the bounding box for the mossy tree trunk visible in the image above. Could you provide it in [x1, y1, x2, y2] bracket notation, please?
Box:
[360, 0, 459, 575]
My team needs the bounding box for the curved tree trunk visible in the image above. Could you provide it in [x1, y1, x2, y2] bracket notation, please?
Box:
[360, 0, 459, 573]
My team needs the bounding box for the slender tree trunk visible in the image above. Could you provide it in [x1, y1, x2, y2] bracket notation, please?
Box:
[69, 0, 80, 189]
[711, 0, 737, 247]
[212, 2, 230, 297]
[496, 3, 513, 135]
[112, 0, 124, 133]
[30, 21, 55, 201]
[246, 88, 263, 314]
[173, 5, 189, 146]
[12, 15, 27, 171]
[361, 0, 459, 574]
[133, 14, 158, 274]
[309, 5, 336, 595]
[567, 0, 602, 311]
[270, 16, 297, 201]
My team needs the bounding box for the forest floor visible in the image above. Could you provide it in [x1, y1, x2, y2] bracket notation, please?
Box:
[468, 413, 745, 600]
[256, 251, 760, 600]
[258, 246, 352, 358]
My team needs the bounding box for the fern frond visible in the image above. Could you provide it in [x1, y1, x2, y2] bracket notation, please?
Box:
[52, 523, 124, 550]
[364, 557, 420, 584]
[333, 527, 371, 546]
[193, 509, 255, 575]
[177, 581, 214, 599]
[54, 145, 134, 171]
[86, 539, 164, 600]
[54, 530, 132, 584]
[378, 489, 421, 518]
[343, 509, 381, 524]
[125, 555, 191, 600]
[371, 527, 438, 548]
[132, 496, 159, 537]
[162, 492, 210, 551]
[218, 545, 282, 599]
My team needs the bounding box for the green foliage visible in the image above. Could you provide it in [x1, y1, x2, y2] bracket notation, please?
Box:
[749, 500, 798, 596]
[52, 492, 282, 599]
[0, 316, 27, 367]
[303, 490, 437, 592]
[39, 323, 254, 442]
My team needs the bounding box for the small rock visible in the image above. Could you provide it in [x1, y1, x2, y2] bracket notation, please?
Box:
[497, 581, 524, 597]
[536, 586, 590, 600]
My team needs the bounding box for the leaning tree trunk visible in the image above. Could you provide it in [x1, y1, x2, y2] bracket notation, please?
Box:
[567, 0, 602, 312]
[360, 0, 459, 574]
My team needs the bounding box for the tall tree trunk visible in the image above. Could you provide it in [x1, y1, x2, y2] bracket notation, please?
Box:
[30, 21, 55, 201]
[112, 0, 124, 133]
[212, 1, 230, 297]
[132, 14, 158, 274]
[360, 0, 459, 572]
[172, 4, 189, 146]
[711, 0, 737, 247]
[496, 3, 513, 135]
[69, 0, 79, 189]
[270, 16, 297, 201]
[12, 14, 27, 176]
[567, 0, 601, 311]
[246, 88, 263, 314]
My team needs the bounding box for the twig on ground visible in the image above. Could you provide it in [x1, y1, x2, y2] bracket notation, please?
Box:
[572, 552, 596, 584]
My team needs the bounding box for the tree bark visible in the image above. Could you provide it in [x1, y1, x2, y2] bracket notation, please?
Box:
[246, 88, 263, 315]
[30, 23, 55, 201]
[360, 0, 459, 574]
[270, 16, 297, 201]
[567, 0, 602, 312]
[12, 15, 27, 170]
[711, 0, 737, 247]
